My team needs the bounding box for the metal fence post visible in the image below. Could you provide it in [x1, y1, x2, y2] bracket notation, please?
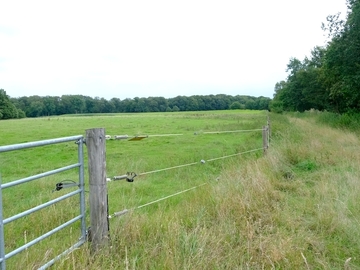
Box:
[86, 128, 110, 252]
[77, 137, 87, 243]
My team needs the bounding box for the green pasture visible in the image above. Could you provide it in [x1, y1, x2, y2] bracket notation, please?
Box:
[0, 110, 267, 268]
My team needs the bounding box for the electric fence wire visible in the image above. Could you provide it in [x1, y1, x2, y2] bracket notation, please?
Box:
[109, 183, 207, 218]
[107, 128, 263, 140]
[206, 147, 264, 161]
[203, 129, 263, 134]
[108, 128, 267, 218]
[138, 162, 199, 177]
[111, 146, 264, 181]
[147, 133, 183, 137]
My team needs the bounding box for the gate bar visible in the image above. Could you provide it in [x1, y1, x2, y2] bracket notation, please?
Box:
[5, 215, 83, 260]
[0, 135, 83, 153]
[1, 163, 81, 189]
[3, 189, 81, 225]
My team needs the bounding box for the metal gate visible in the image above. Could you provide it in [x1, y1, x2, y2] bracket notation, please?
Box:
[0, 135, 86, 269]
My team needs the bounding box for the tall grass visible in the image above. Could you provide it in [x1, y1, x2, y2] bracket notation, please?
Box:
[292, 109, 360, 132]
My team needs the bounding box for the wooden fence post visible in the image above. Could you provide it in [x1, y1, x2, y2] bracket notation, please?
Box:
[86, 128, 109, 251]
[267, 117, 271, 146]
[262, 126, 268, 154]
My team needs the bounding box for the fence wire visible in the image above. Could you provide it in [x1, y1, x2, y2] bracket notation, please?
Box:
[203, 129, 263, 134]
[111, 147, 264, 181]
[108, 126, 267, 219]
[109, 183, 207, 218]
[106, 128, 263, 141]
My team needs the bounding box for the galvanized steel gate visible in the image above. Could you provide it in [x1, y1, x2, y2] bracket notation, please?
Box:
[0, 135, 87, 269]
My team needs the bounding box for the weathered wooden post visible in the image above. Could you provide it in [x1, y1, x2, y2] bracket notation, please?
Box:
[86, 128, 109, 251]
[262, 126, 268, 154]
[267, 116, 271, 146]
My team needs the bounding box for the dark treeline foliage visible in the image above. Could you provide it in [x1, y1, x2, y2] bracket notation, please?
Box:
[3, 93, 270, 118]
[271, 0, 360, 114]
[0, 89, 26, 119]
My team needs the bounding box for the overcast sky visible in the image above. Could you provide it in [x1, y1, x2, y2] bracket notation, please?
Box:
[0, 0, 348, 100]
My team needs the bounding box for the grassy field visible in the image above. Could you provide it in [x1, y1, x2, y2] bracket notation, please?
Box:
[1, 110, 360, 269]
[0, 110, 267, 269]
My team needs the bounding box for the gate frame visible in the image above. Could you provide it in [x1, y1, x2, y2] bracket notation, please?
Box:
[0, 135, 86, 270]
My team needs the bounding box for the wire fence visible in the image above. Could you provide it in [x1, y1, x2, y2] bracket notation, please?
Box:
[203, 129, 264, 134]
[110, 146, 264, 182]
[0, 116, 271, 266]
[109, 183, 207, 218]
[105, 128, 263, 141]
[81, 122, 270, 251]
[108, 126, 269, 219]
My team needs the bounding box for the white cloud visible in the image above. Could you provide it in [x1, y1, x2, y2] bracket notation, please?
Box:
[0, 0, 348, 99]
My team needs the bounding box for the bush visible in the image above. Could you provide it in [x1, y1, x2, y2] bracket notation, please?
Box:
[269, 100, 283, 113]
[229, 101, 243, 110]
[316, 111, 360, 131]
[17, 109, 26, 118]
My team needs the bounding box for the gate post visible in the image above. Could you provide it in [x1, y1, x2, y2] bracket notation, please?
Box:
[86, 128, 110, 252]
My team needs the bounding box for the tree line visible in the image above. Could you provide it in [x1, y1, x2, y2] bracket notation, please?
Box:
[270, 0, 360, 114]
[0, 89, 270, 119]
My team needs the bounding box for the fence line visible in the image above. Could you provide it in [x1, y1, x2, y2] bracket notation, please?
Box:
[203, 129, 263, 134]
[105, 128, 263, 141]
[0, 117, 271, 268]
[109, 183, 207, 218]
[111, 147, 264, 181]
[138, 162, 199, 177]
[106, 134, 184, 140]
[147, 133, 183, 137]
[206, 148, 264, 161]
[105, 122, 270, 257]
[108, 126, 269, 218]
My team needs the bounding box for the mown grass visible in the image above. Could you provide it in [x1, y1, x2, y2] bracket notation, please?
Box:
[2, 110, 360, 269]
[0, 110, 266, 269]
